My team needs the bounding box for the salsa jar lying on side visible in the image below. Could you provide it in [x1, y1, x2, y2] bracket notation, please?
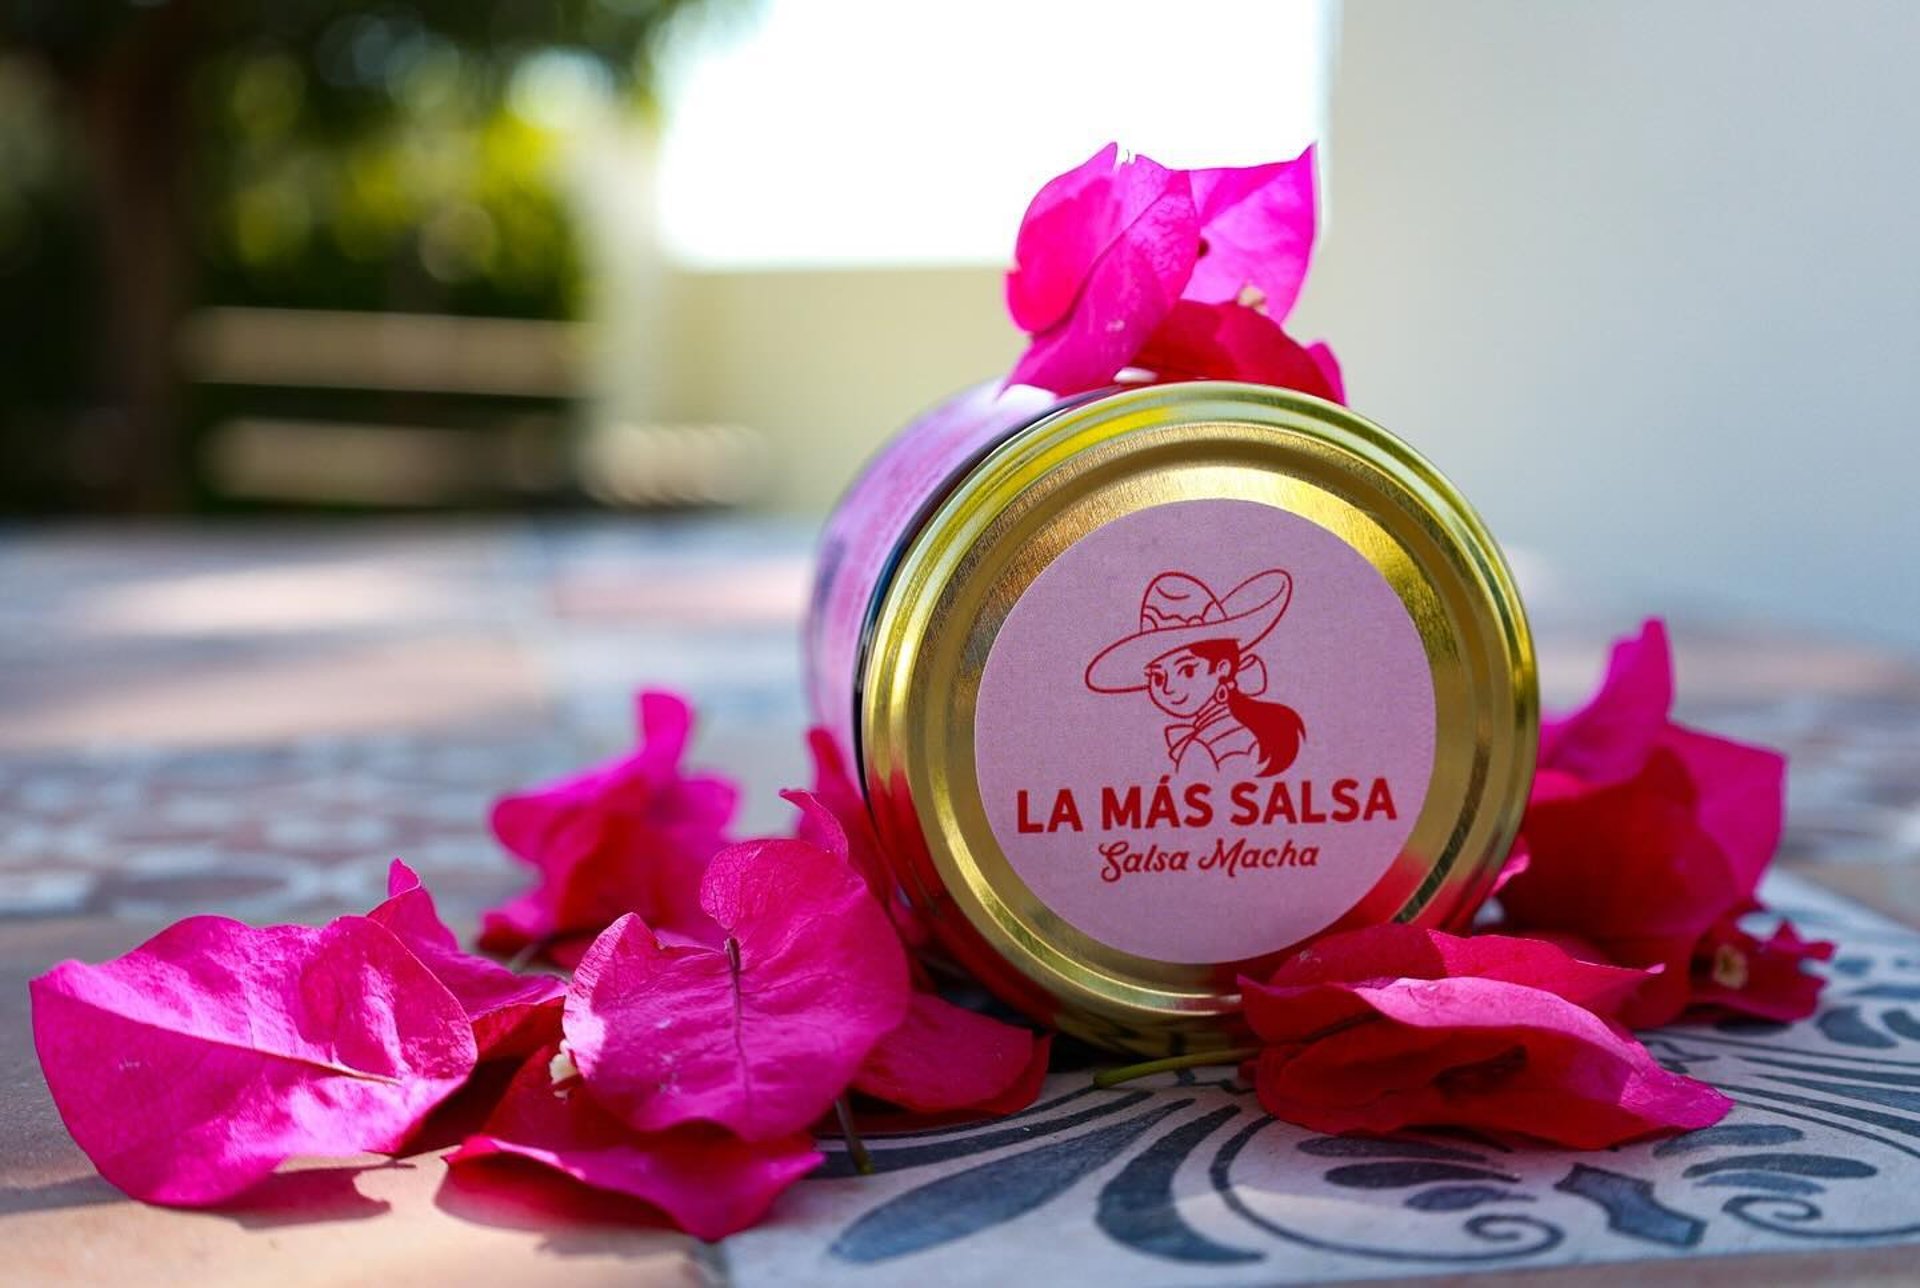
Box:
[805, 380, 1536, 1058]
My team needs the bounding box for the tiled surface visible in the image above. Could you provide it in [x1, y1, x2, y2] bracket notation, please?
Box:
[1, 520, 1917, 1285]
[726, 874, 1920, 1287]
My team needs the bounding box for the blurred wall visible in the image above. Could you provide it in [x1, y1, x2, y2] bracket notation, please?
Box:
[1299, 0, 1920, 648]
[652, 266, 1018, 513]
[629, 0, 1920, 648]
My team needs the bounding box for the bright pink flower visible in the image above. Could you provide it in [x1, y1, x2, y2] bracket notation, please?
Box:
[788, 766, 1044, 1121]
[448, 1043, 821, 1241]
[1135, 301, 1346, 403]
[1241, 925, 1730, 1149]
[562, 819, 911, 1141]
[31, 915, 475, 1205]
[369, 860, 564, 1060]
[480, 691, 737, 961]
[1690, 918, 1836, 1022]
[798, 734, 928, 949]
[853, 991, 1045, 1116]
[1184, 150, 1318, 319]
[1006, 145, 1198, 395]
[1006, 144, 1336, 398]
[1499, 620, 1829, 1026]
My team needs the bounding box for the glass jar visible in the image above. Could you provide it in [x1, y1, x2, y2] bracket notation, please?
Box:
[805, 380, 1535, 1056]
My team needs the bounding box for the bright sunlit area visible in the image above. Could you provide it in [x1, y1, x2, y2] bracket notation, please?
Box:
[653, 0, 1331, 268]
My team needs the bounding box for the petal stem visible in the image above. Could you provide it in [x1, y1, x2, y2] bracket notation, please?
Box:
[1092, 1047, 1259, 1088]
[833, 1095, 873, 1175]
[505, 936, 550, 973]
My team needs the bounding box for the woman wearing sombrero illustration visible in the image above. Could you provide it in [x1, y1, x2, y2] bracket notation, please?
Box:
[1084, 570, 1305, 775]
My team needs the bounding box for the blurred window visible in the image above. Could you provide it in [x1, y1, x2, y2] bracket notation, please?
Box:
[656, 0, 1333, 269]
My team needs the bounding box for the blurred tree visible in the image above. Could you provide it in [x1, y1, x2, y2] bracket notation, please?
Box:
[0, 0, 711, 511]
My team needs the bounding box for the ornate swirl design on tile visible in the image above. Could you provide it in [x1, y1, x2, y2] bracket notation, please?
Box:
[1211, 1119, 1566, 1263]
[810, 914, 1920, 1277]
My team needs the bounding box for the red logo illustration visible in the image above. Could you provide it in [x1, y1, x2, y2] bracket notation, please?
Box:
[1084, 570, 1305, 776]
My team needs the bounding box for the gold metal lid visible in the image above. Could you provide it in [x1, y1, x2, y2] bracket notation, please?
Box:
[861, 382, 1536, 1056]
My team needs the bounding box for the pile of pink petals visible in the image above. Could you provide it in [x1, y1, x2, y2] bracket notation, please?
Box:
[1233, 619, 1831, 1143]
[29, 622, 1830, 1235]
[1006, 142, 1344, 401]
[31, 698, 1046, 1238]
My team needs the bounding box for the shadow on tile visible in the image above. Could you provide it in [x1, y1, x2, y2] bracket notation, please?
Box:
[0, 1164, 396, 1227]
[434, 1156, 691, 1257]
[219, 1161, 400, 1228]
[0, 1173, 125, 1217]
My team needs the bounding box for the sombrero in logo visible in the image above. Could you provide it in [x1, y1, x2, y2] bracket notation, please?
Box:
[1084, 570, 1292, 693]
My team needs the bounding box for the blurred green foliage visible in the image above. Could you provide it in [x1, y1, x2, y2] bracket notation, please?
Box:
[0, 0, 716, 510]
[0, 58, 99, 493]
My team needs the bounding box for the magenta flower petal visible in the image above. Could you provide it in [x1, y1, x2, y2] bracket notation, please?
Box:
[1006, 144, 1195, 332]
[1664, 725, 1787, 896]
[794, 739, 929, 948]
[479, 689, 739, 960]
[1185, 147, 1318, 321]
[1537, 619, 1674, 783]
[1501, 619, 1812, 1025]
[1006, 145, 1199, 396]
[31, 915, 476, 1206]
[1136, 300, 1346, 402]
[853, 992, 1041, 1114]
[1256, 925, 1652, 1020]
[1243, 931, 1729, 1149]
[1305, 341, 1345, 404]
[562, 829, 911, 1141]
[1251, 976, 1729, 1148]
[370, 861, 564, 1061]
[1690, 918, 1835, 1022]
[448, 1044, 821, 1241]
[1006, 142, 1119, 333]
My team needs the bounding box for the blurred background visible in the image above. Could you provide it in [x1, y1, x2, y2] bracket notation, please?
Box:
[0, 0, 1915, 647]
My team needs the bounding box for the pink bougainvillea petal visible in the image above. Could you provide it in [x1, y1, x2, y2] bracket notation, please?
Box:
[370, 861, 564, 1061]
[479, 690, 739, 960]
[1006, 142, 1122, 333]
[1250, 975, 1730, 1148]
[1254, 925, 1652, 1022]
[794, 742, 929, 949]
[850, 1033, 1054, 1135]
[1305, 341, 1345, 404]
[1006, 146, 1199, 396]
[1664, 725, 1788, 896]
[477, 907, 537, 957]
[1240, 925, 1726, 1148]
[563, 830, 911, 1141]
[1135, 301, 1345, 404]
[1689, 917, 1835, 1023]
[1606, 935, 1700, 1030]
[1010, 231, 1198, 395]
[447, 1043, 821, 1241]
[788, 765, 877, 904]
[1500, 619, 1810, 1024]
[1489, 840, 1530, 898]
[1003, 143, 1343, 396]
[1501, 752, 1736, 944]
[853, 992, 1041, 1114]
[1537, 619, 1674, 782]
[1007, 144, 1195, 333]
[31, 915, 476, 1206]
[1185, 147, 1318, 322]
[964, 1031, 1053, 1117]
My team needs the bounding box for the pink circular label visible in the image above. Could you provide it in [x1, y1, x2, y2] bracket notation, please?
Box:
[974, 499, 1435, 964]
